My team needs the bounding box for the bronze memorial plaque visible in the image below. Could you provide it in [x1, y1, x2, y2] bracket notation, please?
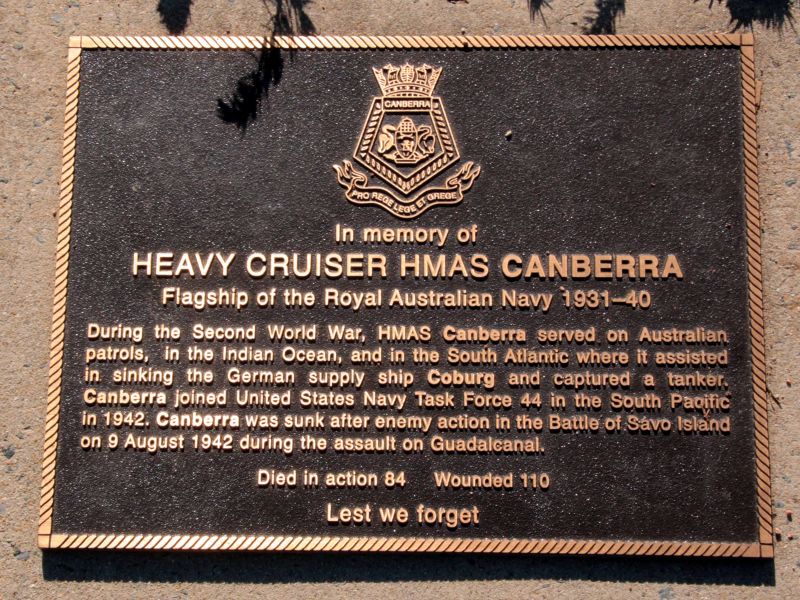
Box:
[39, 35, 771, 557]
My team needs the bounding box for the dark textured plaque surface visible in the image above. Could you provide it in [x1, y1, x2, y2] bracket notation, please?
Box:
[44, 40, 767, 552]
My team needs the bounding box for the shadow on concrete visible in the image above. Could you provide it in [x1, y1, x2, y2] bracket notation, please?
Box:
[582, 1, 626, 34]
[216, 0, 316, 130]
[705, 0, 796, 31]
[527, 0, 795, 32]
[42, 550, 775, 586]
[528, 1, 553, 25]
[157, 0, 193, 34]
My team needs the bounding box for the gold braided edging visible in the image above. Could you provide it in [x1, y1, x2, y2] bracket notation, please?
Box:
[38, 45, 81, 550]
[739, 34, 773, 559]
[40, 533, 763, 557]
[72, 33, 745, 50]
[39, 34, 772, 558]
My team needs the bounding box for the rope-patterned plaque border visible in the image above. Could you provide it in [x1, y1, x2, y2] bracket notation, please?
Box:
[39, 34, 772, 557]
[74, 33, 744, 49]
[739, 37, 772, 557]
[38, 44, 80, 545]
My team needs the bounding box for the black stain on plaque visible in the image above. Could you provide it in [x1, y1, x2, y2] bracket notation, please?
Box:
[217, 1, 316, 130]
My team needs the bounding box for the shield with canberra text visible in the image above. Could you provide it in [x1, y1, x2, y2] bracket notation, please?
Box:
[334, 63, 480, 219]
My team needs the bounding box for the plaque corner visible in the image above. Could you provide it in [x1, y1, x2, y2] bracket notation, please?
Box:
[37, 533, 53, 550]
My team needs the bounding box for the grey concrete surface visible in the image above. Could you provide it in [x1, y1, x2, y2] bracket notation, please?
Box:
[1, 1, 797, 598]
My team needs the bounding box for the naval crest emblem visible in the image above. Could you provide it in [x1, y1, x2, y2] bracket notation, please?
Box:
[334, 63, 480, 219]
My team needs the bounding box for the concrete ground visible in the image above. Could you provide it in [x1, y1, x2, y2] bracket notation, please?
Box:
[1, 1, 797, 598]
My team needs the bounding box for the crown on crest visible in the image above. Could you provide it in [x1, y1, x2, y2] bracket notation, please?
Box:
[372, 63, 442, 97]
